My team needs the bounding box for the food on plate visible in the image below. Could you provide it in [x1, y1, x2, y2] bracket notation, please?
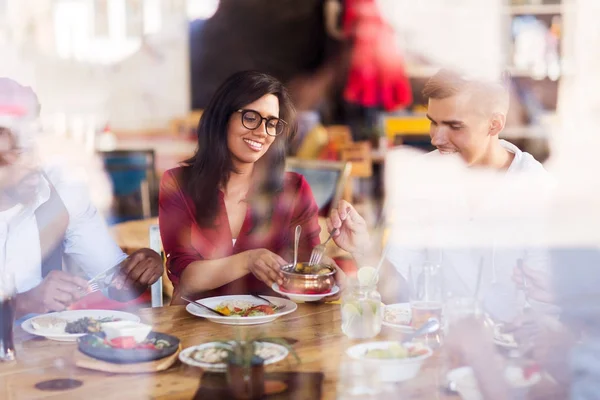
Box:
[86, 334, 172, 350]
[214, 300, 276, 317]
[362, 343, 430, 360]
[384, 306, 411, 325]
[31, 316, 68, 333]
[190, 343, 283, 364]
[65, 317, 121, 334]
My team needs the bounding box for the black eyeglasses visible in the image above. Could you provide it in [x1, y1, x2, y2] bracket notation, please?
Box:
[236, 109, 287, 137]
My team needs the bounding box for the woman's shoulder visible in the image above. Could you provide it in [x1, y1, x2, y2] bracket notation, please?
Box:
[284, 171, 309, 191]
[161, 166, 190, 186]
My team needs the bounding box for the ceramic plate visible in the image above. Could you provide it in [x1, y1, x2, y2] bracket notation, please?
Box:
[78, 332, 180, 364]
[179, 341, 289, 371]
[381, 303, 413, 332]
[22, 310, 140, 342]
[271, 283, 339, 302]
[185, 295, 297, 325]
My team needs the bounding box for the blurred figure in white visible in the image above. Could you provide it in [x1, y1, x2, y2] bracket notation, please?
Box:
[327, 69, 556, 321]
[0, 78, 163, 318]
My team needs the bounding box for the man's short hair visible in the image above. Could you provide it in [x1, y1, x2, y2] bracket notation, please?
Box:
[423, 69, 510, 116]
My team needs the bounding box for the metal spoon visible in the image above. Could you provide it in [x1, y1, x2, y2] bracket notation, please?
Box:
[181, 296, 228, 316]
[292, 225, 301, 271]
[402, 317, 441, 344]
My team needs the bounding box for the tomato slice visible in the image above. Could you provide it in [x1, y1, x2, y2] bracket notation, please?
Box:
[108, 336, 137, 349]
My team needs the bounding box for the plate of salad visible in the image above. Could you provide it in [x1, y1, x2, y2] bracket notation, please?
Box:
[185, 295, 297, 325]
[78, 332, 180, 364]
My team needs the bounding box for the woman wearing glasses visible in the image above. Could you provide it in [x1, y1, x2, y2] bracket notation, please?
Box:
[159, 71, 339, 303]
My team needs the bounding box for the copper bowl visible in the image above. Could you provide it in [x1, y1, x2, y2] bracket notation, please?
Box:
[280, 263, 336, 294]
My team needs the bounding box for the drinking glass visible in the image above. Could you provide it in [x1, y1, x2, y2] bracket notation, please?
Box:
[409, 263, 444, 327]
[0, 270, 16, 361]
[409, 263, 443, 346]
[341, 281, 382, 339]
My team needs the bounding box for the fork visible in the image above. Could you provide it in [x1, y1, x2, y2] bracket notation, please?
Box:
[308, 228, 338, 266]
[250, 294, 286, 311]
[76, 282, 101, 298]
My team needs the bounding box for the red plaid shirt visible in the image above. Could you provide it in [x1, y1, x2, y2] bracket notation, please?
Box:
[159, 167, 321, 299]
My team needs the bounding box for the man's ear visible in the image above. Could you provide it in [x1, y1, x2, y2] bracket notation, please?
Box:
[488, 113, 506, 137]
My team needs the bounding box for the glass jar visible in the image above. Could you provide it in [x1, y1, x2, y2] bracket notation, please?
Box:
[341, 282, 383, 339]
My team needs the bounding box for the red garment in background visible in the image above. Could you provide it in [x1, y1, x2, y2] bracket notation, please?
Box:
[343, 0, 412, 111]
[159, 168, 321, 300]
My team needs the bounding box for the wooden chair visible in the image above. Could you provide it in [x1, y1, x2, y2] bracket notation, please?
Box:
[286, 158, 352, 260]
[286, 158, 351, 215]
[340, 141, 373, 201]
[325, 125, 353, 149]
[99, 149, 158, 223]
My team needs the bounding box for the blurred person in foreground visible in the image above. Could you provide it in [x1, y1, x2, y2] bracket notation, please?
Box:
[0, 78, 163, 318]
[443, 249, 600, 400]
[159, 71, 345, 303]
[326, 69, 556, 321]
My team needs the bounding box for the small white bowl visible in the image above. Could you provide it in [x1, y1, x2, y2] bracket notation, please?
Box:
[101, 321, 152, 343]
[346, 341, 433, 382]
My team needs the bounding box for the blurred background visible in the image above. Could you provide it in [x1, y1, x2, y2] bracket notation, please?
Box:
[0, 0, 581, 294]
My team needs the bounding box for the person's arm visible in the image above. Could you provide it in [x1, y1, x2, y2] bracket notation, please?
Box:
[326, 200, 371, 262]
[513, 249, 561, 316]
[14, 271, 89, 317]
[57, 173, 128, 278]
[54, 170, 162, 301]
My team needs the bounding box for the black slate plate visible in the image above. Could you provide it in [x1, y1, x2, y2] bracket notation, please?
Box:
[78, 331, 180, 364]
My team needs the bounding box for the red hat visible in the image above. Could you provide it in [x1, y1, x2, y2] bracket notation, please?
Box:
[0, 78, 40, 119]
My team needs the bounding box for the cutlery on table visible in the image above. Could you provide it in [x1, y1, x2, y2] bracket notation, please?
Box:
[181, 296, 228, 316]
[81, 262, 123, 296]
[402, 317, 441, 345]
[292, 225, 301, 269]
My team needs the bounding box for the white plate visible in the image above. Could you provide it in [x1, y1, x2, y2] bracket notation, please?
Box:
[271, 283, 339, 302]
[185, 295, 297, 325]
[179, 341, 289, 371]
[382, 303, 413, 332]
[21, 310, 140, 342]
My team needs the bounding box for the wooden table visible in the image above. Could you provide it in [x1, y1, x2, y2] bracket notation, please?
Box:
[110, 217, 158, 255]
[0, 305, 560, 399]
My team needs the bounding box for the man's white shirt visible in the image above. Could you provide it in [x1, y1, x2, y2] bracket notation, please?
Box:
[0, 165, 126, 293]
[385, 140, 556, 321]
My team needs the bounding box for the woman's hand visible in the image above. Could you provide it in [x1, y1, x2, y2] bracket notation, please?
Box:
[245, 249, 287, 287]
[326, 200, 371, 258]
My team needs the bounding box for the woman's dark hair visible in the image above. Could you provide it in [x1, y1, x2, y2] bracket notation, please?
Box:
[183, 70, 296, 228]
